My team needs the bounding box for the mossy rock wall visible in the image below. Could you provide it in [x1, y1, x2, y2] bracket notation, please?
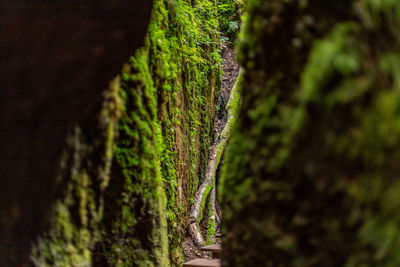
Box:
[31, 0, 222, 266]
[222, 0, 400, 266]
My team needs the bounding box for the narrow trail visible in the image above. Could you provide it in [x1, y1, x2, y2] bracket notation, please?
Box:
[216, 45, 240, 135]
[183, 44, 240, 262]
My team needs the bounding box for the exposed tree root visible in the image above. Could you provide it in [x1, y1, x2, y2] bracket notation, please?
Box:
[206, 187, 218, 244]
[188, 70, 243, 247]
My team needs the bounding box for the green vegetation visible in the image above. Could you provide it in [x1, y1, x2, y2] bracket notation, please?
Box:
[217, 0, 243, 42]
[189, 69, 242, 247]
[31, 0, 233, 265]
[31, 77, 122, 266]
[222, 0, 400, 266]
[28, 0, 400, 265]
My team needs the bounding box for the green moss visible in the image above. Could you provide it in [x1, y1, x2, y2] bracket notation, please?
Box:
[206, 189, 217, 245]
[222, 0, 400, 266]
[31, 0, 223, 266]
[217, 69, 243, 199]
[106, 1, 222, 262]
[197, 182, 215, 224]
[31, 129, 99, 266]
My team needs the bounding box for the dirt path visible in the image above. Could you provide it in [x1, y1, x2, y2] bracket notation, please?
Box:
[216, 45, 240, 134]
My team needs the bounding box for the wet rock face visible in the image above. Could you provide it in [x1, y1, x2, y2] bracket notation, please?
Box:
[0, 1, 152, 264]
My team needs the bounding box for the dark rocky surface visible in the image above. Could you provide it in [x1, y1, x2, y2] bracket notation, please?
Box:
[0, 1, 152, 265]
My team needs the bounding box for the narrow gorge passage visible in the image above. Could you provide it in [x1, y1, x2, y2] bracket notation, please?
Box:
[184, 44, 240, 262]
[5, 1, 400, 265]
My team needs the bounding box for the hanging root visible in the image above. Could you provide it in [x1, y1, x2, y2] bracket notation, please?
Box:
[188, 69, 243, 247]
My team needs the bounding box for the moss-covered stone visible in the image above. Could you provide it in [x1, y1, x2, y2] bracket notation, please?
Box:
[31, 0, 222, 266]
[222, 0, 400, 266]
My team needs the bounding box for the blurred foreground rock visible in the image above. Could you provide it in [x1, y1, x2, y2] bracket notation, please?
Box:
[0, 1, 152, 264]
